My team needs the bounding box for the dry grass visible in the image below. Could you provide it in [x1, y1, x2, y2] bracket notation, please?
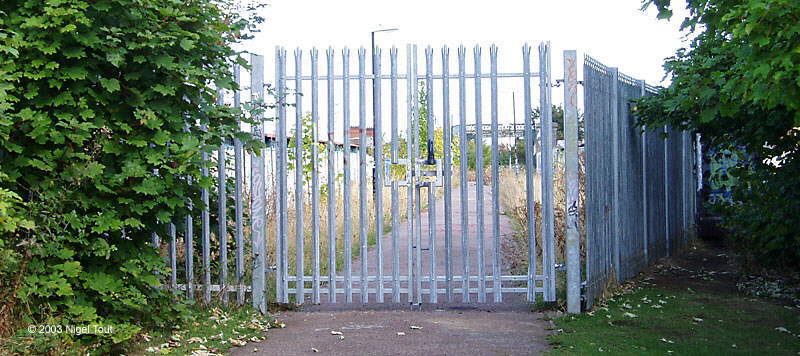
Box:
[499, 160, 586, 275]
[168, 165, 467, 297]
[268, 168, 461, 279]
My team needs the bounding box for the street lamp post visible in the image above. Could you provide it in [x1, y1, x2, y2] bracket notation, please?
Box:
[370, 28, 398, 194]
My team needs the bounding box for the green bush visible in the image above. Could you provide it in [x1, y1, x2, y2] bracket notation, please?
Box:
[0, 0, 263, 352]
[636, 0, 800, 267]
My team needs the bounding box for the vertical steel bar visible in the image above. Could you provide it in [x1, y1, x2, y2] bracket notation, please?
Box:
[457, 46, 470, 303]
[373, 48, 385, 303]
[271, 54, 282, 302]
[233, 64, 245, 305]
[342, 48, 353, 303]
[412, 45, 423, 304]
[664, 124, 670, 256]
[185, 177, 194, 299]
[473, 45, 486, 303]
[294, 48, 305, 302]
[310, 48, 321, 304]
[406, 44, 416, 304]
[169, 222, 177, 292]
[251, 53, 266, 312]
[539, 42, 556, 301]
[609, 67, 621, 281]
[639, 80, 648, 265]
[277, 48, 290, 303]
[522, 44, 536, 302]
[563, 50, 580, 313]
[441, 46, 454, 303]
[201, 124, 211, 304]
[682, 130, 689, 244]
[326, 48, 337, 302]
[390, 47, 401, 303]
[424, 46, 437, 304]
[358, 48, 369, 303]
[272, 51, 284, 303]
[415, 184, 423, 304]
[695, 133, 702, 232]
[489, 45, 502, 303]
[217, 88, 229, 305]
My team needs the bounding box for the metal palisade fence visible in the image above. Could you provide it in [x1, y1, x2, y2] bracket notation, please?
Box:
[575, 55, 697, 312]
[153, 43, 560, 312]
[152, 45, 698, 314]
[270, 44, 557, 307]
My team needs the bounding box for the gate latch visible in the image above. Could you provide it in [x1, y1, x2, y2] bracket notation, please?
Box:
[383, 158, 411, 187]
[415, 159, 442, 187]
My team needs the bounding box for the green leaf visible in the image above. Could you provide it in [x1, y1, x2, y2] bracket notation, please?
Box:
[154, 54, 174, 68]
[179, 38, 195, 51]
[62, 66, 88, 80]
[99, 78, 120, 92]
[153, 84, 176, 96]
[59, 261, 82, 278]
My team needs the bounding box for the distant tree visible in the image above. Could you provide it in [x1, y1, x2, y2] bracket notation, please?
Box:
[531, 105, 584, 141]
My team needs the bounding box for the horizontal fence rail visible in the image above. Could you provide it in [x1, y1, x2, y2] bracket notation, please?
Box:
[148, 45, 698, 315]
[150, 43, 557, 311]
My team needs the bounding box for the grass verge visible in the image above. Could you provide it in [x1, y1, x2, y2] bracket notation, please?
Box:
[546, 243, 800, 355]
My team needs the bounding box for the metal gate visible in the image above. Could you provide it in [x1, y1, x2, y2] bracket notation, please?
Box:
[264, 43, 557, 306]
[152, 45, 699, 313]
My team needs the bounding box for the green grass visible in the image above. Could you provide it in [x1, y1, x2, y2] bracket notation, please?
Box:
[547, 284, 800, 355]
[127, 305, 276, 355]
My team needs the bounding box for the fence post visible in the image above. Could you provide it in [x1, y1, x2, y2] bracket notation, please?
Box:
[563, 50, 580, 313]
[539, 42, 556, 302]
[233, 64, 246, 306]
[250, 53, 266, 314]
[609, 67, 621, 281]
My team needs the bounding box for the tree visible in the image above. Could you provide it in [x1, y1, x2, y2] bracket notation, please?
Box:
[0, 0, 264, 351]
[387, 82, 461, 166]
[636, 0, 800, 265]
[288, 113, 325, 188]
[532, 105, 584, 141]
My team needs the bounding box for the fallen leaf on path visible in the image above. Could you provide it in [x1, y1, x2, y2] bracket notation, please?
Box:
[229, 339, 247, 347]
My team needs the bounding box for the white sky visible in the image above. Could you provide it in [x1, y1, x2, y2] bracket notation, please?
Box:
[235, 0, 690, 142]
[245, 0, 688, 84]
